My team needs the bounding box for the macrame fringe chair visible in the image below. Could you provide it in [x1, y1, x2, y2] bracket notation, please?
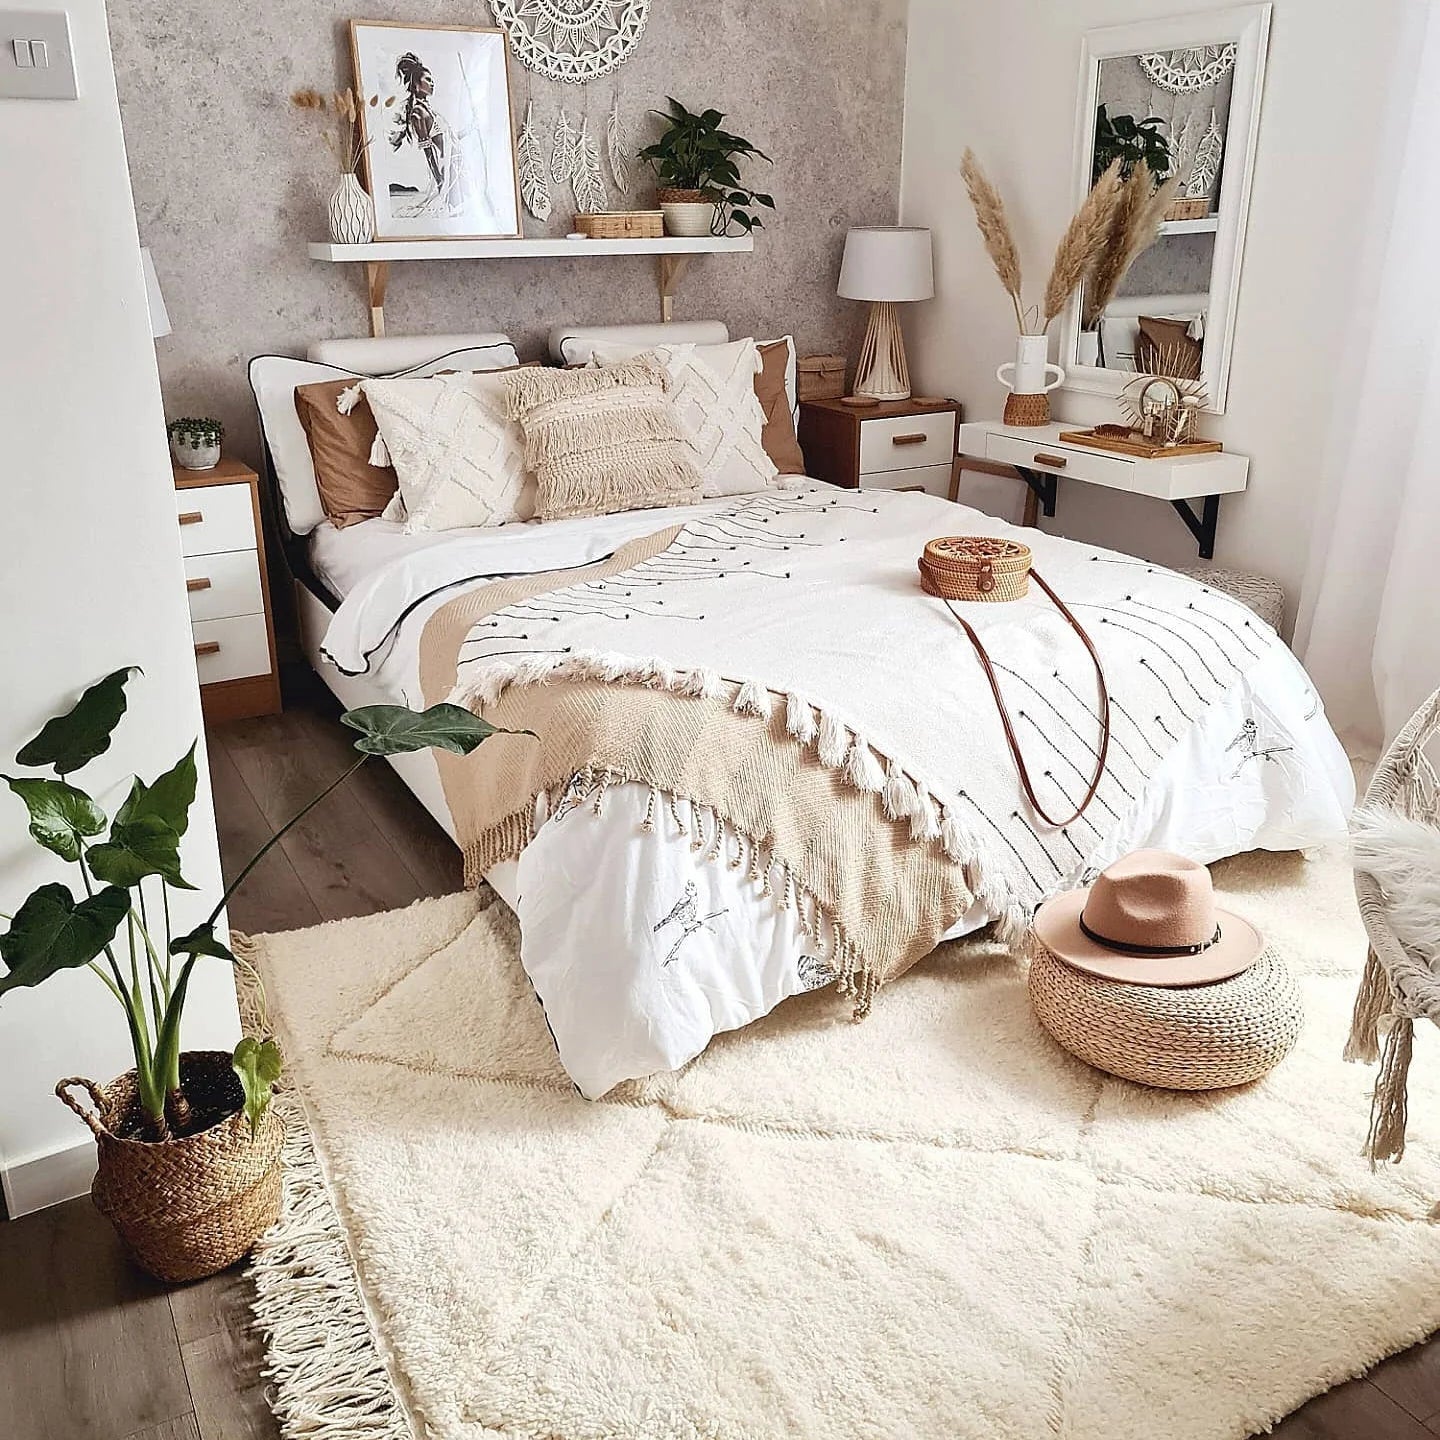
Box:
[1346, 684, 1440, 1165]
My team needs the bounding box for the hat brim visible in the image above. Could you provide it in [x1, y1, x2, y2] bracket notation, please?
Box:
[1031, 884, 1263, 986]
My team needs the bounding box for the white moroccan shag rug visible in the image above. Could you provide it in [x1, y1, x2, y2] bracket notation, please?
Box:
[245, 848, 1440, 1440]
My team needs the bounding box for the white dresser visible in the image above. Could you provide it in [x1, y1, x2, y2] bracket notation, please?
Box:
[174, 458, 280, 722]
[958, 420, 1249, 559]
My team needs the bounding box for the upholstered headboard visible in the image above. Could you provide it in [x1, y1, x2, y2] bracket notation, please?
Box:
[548, 320, 729, 366]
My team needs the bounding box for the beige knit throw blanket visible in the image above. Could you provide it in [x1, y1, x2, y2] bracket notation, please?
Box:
[419, 524, 975, 1009]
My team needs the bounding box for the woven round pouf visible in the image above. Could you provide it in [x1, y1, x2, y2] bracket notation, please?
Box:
[1027, 945, 1303, 1090]
[1176, 565, 1285, 632]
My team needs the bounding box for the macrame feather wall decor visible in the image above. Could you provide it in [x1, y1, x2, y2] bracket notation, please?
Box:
[606, 94, 632, 194]
[517, 100, 552, 220]
[551, 108, 577, 186]
[1184, 110, 1224, 200]
[570, 115, 609, 213]
[1138, 44, 1237, 94]
[489, 0, 651, 83]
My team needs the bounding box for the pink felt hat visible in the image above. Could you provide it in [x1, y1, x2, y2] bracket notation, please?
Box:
[1031, 849, 1264, 986]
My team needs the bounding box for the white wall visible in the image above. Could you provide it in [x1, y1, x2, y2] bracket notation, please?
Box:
[901, 0, 1408, 631]
[0, 0, 239, 1216]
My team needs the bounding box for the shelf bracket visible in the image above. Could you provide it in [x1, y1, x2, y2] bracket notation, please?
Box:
[658, 253, 692, 323]
[1170, 494, 1221, 559]
[364, 260, 390, 338]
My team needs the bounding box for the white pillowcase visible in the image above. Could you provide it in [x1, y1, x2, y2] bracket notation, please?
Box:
[361, 372, 534, 533]
[591, 337, 779, 498]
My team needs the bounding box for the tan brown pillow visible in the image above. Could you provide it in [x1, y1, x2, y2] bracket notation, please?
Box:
[294, 378, 397, 528]
[503, 358, 702, 521]
[755, 341, 806, 475]
[1134, 316, 1203, 380]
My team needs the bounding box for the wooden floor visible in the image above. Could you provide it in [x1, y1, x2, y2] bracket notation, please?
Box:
[1, 677, 1437, 1439]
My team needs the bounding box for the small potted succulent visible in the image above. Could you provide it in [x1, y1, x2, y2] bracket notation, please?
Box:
[1, 667, 516, 1282]
[638, 97, 774, 237]
[167, 417, 224, 471]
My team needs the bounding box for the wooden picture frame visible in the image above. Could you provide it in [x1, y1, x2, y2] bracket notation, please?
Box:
[350, 20, 522, 243]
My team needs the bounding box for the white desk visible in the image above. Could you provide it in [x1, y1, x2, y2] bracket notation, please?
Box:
[958, 420, 1249, 559]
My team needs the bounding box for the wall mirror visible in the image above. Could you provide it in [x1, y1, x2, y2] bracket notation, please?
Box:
[1058, 5, 1271, 414]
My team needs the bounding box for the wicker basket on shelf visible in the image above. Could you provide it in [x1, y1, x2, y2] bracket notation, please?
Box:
[573, 211, 664, 239]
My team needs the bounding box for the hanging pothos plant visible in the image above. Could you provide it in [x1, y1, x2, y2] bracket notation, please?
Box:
[0, 668, 518, 1142]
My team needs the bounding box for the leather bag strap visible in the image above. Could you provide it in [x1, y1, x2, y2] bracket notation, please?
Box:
[943, 569, 1112, 827]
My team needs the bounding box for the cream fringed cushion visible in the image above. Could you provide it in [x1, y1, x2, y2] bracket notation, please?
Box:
[591, 338, 780, 498]
[503, 358, 703, 521]
[360, 372, 534, 533]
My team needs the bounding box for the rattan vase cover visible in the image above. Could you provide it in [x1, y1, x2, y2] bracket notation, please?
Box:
[1028, 946, 1303, 1091]
[57, 1050, 284, 1283]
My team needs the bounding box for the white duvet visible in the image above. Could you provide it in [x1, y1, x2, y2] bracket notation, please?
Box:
[320, 485, 1354, 1098]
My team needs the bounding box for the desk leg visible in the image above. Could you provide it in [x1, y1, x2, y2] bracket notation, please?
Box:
[1171, 494, 1221, 559]
[1014, 466, 1058, 521]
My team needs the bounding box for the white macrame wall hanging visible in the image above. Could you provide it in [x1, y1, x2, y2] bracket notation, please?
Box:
[1138, 44, 1237, 94]
[570, 114, 608, 213]
[517, 100, 552, 221]
[551, 109, 577, 187]
[489, 0, 651, 83]
[1184, 109, 1224, 200]
[606, 94, 632, 194]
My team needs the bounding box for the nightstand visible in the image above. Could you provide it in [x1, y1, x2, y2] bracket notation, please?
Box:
[173, 458, 281, 722]
[797, 397, 962, 497]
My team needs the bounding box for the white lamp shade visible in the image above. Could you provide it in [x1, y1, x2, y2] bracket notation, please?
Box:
[837, 227, 934, 303]
[140, 247, 171, 339]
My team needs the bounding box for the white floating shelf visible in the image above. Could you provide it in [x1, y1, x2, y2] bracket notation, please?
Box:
[308, 235, 755, 334]
[308, 236, 754, 262]
[1158, 216, 1220, 236]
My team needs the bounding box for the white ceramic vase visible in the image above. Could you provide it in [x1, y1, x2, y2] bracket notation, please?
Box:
[328, 172, 376, 246]
[170, 437, 220, 471]
[660, 200, 716, 237]
[997, 334, 1066, 398]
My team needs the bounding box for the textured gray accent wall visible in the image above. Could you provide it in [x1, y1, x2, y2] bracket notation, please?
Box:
[108, 0, 909, 470]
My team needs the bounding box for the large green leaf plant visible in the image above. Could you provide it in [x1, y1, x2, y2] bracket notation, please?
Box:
[1, 670, 512, 1142]
[637, 97, 775, 235]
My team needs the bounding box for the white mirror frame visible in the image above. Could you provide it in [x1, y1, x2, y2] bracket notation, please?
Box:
[1057, 3, 1272, 415]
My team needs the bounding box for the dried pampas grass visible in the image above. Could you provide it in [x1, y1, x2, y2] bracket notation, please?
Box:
[1082, 163, 1181, 331]
[960, 149, 1026, 334]
[1042, 159, 1123, 326]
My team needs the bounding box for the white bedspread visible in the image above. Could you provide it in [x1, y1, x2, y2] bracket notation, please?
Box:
[322, 485, 1354, 1098]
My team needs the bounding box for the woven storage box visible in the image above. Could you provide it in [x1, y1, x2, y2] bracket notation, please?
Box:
[1176, 565, 1285, 631]
[1166, 197, 1212, 222]
[798, 354, 847, 401]
[59, 1050, 285, 1282]
[573, 211, 664, 239]
[1028, 945, 1303, 1091]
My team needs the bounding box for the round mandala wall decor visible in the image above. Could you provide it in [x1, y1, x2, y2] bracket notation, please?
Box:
[489, 0, 650, 83]
[1138, 44, 1237, 94]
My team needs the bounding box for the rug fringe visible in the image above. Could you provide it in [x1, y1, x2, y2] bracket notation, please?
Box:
[248, 1094, 415, 1440]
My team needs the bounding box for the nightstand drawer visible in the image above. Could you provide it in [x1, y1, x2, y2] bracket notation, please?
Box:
[982, 432, 1136, 490]
[861, 463, 952, 498]
[176, 484, 256, 557]
[184, 549, 263, 623]
[191, 614, 271, 685]
[859, 412, 957, 475]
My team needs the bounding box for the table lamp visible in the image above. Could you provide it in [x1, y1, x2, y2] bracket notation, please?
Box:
[837, 226, 934, 402]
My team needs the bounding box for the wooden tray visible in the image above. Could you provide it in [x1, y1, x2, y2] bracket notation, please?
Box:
[1058, 428, 1223, 460]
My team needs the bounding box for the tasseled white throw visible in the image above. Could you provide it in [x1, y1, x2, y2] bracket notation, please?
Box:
[786, 693, 818, 745]
[845, 737, 886, 794]
[734, 679, 773, 719]
[883, 760, 919, 821]
[817, 711, 850, 769]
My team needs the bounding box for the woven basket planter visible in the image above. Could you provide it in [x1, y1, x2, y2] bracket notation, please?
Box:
[1003, 391, 1051, 427]
[58, 1050, 284, 1283]
[1028, 946, 1303, 1091]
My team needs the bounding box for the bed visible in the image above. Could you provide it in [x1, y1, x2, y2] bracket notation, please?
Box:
[251, 327, 1354, 1100]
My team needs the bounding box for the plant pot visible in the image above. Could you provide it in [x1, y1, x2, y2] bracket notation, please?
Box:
[658, 189, 716, 237]
[997, 334, 1066, 428]
[57, 1051, 285, 1284]
[328, 171, 376, 246]
[170, 436, 221, 471]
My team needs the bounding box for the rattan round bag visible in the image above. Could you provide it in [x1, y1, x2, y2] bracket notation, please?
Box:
[918, 536, 1032, 601]
[1027, 946, 1303, 1091]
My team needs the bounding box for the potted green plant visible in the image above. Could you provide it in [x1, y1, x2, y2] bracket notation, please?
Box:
[1092, 104, 1171, 183]
[167, 417, 224, 471]
[1, 666, 515, 1282]
[637, 97, 774, 237]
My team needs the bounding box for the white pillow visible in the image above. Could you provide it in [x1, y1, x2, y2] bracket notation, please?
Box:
[248, 339, 519, 536]
[361, 372, 534, 533]
[591, 337, 778, 498]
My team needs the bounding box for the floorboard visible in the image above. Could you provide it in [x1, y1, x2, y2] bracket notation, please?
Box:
[2, 681, 1437, 1439]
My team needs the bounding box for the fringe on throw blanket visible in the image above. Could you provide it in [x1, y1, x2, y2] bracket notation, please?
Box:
[232, 938, 414, 1440]
[449, 653, 1033, 947]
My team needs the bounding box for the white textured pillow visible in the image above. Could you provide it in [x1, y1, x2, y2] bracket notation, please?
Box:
[592, 338, 779, 498]
[361, 372, 534, 533]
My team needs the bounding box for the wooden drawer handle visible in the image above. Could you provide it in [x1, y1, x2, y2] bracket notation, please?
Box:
[186, 577, 212, 593]
[194, 640, 221, 657]
[891, 432, 929, 446]
[1032, 453, 1068, 469]
[178, 510, 204, 526]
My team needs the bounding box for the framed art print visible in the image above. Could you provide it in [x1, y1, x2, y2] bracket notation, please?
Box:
[350, 21, 521, 241]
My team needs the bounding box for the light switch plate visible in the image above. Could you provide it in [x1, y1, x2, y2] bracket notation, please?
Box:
[1, 10, 76, 98]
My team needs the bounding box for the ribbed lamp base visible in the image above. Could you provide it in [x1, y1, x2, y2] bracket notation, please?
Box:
[853, 301, 911, 402]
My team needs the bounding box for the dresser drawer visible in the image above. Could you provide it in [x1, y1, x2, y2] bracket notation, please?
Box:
[859, 411, 957, 475]
[861, 463, 952, 499]
[176, 484, 257, 557]
[982, 432, 1137, 491]
[184, 549, 263, 623]
[191, 614, 272, 685]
